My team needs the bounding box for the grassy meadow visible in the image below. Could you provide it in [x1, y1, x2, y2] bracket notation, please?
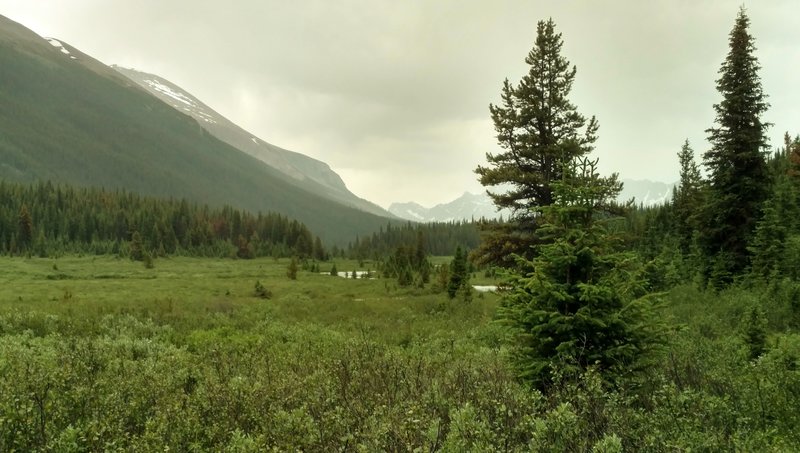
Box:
[0, 256, 527, 452]
[1, 256, 799, 451]
[0, 256, 499, 341]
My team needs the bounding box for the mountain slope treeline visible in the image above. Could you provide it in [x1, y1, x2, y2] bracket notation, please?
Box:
[0, 15, 390, 246]
[345, 220, 481, 260]
[0, 180, 325, 259]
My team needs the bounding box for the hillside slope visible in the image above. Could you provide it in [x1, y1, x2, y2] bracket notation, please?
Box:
[112, 66, 392, 218]
[0, 15, 390, 245]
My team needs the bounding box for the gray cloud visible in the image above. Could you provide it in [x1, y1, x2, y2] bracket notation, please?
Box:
[2, 0, 799, 207]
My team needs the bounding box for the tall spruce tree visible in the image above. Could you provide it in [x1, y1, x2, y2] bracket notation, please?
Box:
[701, 7, 771, 285]
[474, 18, 598, 267]
[500, 157, 660, 389]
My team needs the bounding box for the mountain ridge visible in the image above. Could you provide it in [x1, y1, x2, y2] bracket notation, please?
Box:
[0, 14, 391, 245]
[111, 66, 393, 218]
[389, 192, 511, 223]
[388, 179, 675, 222]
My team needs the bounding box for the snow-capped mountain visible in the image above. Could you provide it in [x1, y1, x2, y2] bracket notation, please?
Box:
[389, 192, 511, 222]
[618, 179, 675, 206]
[389, 179, 675, 223]
[112, 66, 392, 218]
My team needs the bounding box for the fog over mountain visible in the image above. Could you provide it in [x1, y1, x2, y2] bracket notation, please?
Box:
[389, 192, 511, 223]
[389, 179, 674, 222]
[1, 1, 798, 207]
[113, 66, 393, 218]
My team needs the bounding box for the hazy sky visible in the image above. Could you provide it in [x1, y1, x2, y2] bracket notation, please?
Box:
[2, 1, 799, 208]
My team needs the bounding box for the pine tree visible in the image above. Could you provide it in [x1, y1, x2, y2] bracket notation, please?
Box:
[447, 246, 470, 299]
[701, 7, 771, 286]
[419, 259, 431, 285]
[17, 204, 33, 251]
[673, 140, 704, 254]
[743, 305, 767, 360]
[414, 230, 426, 269]
[749, 171, 799, 280]
[236, 234, 254, 259]
[142, 252, 154, 269]
[435, 263, 450, 293]
[788, 134, 800, 179]
[129, 231, 144, 261]
[397, 265, 413, 287]
[313, 236, 326, 261]
[287, 256, 299, 280]
[500, 157, 660, 389]
[474, 18, 598, 267]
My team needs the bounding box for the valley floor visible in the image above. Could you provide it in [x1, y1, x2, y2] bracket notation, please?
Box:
[0, 256, 798, 451]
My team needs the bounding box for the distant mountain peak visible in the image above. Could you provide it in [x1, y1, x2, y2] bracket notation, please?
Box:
[389, 192, 509, 223]
[389, 179, 675, 223]
[618, 178, 675, 206]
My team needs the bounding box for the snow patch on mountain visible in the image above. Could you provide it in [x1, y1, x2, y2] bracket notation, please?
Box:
[144, 79, 195, 107]
[45, 38, 76, 59]
[111, 65, 394, 218]
[618, 179, 675, 206]
[134, 76, 218, 125]
[401, 206, 426, 221]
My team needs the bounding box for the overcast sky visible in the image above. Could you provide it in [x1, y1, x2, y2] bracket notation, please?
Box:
[2, 1, 799, 208]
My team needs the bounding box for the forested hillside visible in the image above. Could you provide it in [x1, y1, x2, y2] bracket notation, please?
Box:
[0, 15, 391, 245]
[112, 66, 394, 219]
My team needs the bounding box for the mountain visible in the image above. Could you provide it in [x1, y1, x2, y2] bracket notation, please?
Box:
[111, 66, 392, 218]
[389, 192, 510, 222]
[0, 14, 391, 245]
[618, 179, 675, 206]
[388, 179, 674, 223]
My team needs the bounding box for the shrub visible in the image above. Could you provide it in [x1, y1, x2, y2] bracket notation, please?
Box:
[254, 281, 272, 299]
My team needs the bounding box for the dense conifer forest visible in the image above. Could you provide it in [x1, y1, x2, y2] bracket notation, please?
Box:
[345, 220, 481, 259]
[0, 181, 325, 260]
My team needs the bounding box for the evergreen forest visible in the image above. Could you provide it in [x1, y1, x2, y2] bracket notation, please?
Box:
[0, 181, 325, 260]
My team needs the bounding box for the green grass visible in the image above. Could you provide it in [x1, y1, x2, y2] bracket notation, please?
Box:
[0, 256, 525, 451]
[0, 255, 500, 345]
